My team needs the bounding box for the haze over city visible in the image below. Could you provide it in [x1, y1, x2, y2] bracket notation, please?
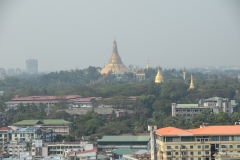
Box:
[0, 0, 240, 72]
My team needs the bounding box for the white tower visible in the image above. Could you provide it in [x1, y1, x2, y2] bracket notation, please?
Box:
[148, 125, 157, 160]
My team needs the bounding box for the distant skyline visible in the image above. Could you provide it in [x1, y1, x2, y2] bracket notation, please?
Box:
[0, 1, 240, 72]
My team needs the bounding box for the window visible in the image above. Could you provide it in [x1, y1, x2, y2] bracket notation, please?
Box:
[190, 146, 193, 149]
[230, 145, 233, 148]
[220, 136, 230, 141]
[205, 151, 209, 154]
[181, 136, 194, 142]
[198, 158, 201, 160]
[190, 152, 193, 155]
[166, 137, 180, 142]
[237, 145, 240, 148]
[221, 145, 226, 148]
[175, 146, 178, 149]
[235, 136, 240, 141]
[198, 151, 201, 155]
[198, 145, 201, 149]
[190, 158, 194, 160]
[167, 146, 171, 149]
[210, 136, 219, 141]
[175, 152, 178, 155]
[205, 145, 209, 148]
[181, 146, 186, 149]
[166, 152, 171, 155]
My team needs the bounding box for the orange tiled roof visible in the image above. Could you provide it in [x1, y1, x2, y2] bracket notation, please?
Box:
[156, 125, 240, 136]
[155, 127, 193, 136]
[188, 125, 240, 135]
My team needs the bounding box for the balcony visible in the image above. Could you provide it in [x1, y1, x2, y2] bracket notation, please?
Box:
[166, 155, 173, 158]
[180, 148, 187, 151]
[181, 154, 188, 158]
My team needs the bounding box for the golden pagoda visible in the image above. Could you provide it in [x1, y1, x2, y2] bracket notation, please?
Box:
[100, 39, 130, 74]
[155, 67, 164, 83]
[146, 61, 150, 70]
[188, 74, 195, 90]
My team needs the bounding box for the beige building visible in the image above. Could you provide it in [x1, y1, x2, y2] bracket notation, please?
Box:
[155, 124, 240, 160]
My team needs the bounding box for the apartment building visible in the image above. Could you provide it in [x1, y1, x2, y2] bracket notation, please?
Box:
[0, 112, 6, 127]
[172, 97, 237, 121]
[155, 124, 240, 160]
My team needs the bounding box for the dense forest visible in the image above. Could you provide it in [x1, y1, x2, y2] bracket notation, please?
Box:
[0, 66, 240, 142]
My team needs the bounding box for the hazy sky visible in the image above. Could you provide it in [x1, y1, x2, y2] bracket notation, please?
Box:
[0, 1, 240, 72]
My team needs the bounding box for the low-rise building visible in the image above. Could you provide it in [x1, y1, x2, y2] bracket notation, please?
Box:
[47, 142, 93, 156]
[12, 119, 71, 135]
[155, 124, 240, 160]
[5, 95, 82, 110]
[11, 126, 55, 142]
[172, 97, 237, 121]
[97, 136, 150, 152]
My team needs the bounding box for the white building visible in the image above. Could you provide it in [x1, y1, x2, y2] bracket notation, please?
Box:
[172, 97, 237, 121]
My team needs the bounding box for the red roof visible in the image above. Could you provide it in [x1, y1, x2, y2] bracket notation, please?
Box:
[0, 126, 12, 130]
[9, 95, 82, 102]
[156, 125, 240, 136]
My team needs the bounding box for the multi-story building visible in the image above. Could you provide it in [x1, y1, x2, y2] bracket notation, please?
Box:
[7, 141, 27, 156]
[12, 119, 71, 135]
[155, 124, 240, 160]
[11, 126, 55, 142]
[26, 59, 38, 74]
[172, 97, 237, 121]
[97, 136, 150, 152]
[0, 126, 12, 150]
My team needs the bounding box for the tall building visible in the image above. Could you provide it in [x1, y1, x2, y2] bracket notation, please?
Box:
[183, 67, 186, 80]
[155, 67, 164, 83]
[100, 39, 130, 74]
[146, 61, 150, 70]
[155, 124, 240, 160]
[26, 59, 38, 74]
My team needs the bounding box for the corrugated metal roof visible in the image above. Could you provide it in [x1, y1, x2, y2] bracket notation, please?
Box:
[97, 136, 150, 142]
[13, 119, 71, 125]
[113, 148, 139, 155]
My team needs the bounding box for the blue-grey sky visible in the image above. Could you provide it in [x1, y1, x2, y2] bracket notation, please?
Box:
[0, 0, 240, 72]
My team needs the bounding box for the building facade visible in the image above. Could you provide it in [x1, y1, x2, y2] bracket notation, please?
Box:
[97, 136, 150, 152]
[12, 119, 71, 135]
[11, 126, 55, 142]
[155, 124, 240, 160]
[0, 126, 12, 150]
[172, 97, 236, 121]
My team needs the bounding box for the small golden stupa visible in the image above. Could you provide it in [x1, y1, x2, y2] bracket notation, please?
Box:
[155, 67, 164, 83]
[100, 39, 130, 74]
[146, 61, 150, 70]
[188, 74, 195, 90]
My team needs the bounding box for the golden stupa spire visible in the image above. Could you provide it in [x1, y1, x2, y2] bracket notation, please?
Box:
[146, 60, 150, 70]
[188, 74, 195, 90]
[155, 66, 164, 83]
[100, 38, 130, 74]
